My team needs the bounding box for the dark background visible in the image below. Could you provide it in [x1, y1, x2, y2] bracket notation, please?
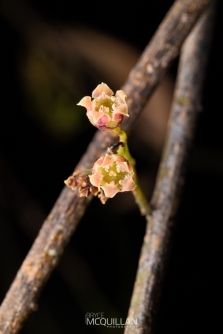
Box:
[0, 0, 222, 333]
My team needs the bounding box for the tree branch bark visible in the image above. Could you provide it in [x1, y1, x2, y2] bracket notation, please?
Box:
[124, 4, 215, 334]
[0, 0, 213, 333]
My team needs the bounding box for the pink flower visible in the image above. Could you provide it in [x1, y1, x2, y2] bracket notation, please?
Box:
[89, 154, 136, 198]
[77, 83, 128, 131]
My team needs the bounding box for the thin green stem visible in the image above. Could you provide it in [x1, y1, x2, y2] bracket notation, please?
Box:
[112, 127, 134, 164]
[112, 127, 150, 215]
[80, 169, 92, 175]
[132, 173, 150, 216]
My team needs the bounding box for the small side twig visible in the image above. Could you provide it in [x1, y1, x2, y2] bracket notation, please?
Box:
[124, 4, 215, 334]
[0, 0, 212, 333]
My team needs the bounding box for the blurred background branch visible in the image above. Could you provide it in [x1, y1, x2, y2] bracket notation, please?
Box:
[125, 4, 214, 333]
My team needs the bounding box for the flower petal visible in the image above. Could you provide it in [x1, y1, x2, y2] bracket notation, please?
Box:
[115, 90, 127, 102]
[77, 96, 92, 111]
[113, 104, 128, 117]
[92, 83, 114, 98]
[101, 154, 116, 167]
[121, 177, 136, 192]
[97, 116, 113, 130]
[93, 156, 104, 168]
[89, 171, 101, 188]
[117, 161, 130, 173]
[101, 184, 120, 198]
[90, 110, 111, 124]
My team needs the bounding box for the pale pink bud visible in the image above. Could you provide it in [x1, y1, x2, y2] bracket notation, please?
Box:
[89, 154, 136, 198]
[77, 83, 128, 131]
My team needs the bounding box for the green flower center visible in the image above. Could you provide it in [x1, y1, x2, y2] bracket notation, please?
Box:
[94, 98, 114, 114]
[99, 162, 128, 189]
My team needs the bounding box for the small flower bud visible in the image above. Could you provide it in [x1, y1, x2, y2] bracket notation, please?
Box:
[89, 154, 136, 199]
[64, 171, 80, 190]
[98, 189, 108, 204]
[77, 83, 128, 131]
[64, 171, 98, 197]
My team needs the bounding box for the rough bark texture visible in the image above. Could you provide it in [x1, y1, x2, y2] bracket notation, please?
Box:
[0, 0, 213, 333]
[124, 4, 214, 334]
[122, 0, 212, 131]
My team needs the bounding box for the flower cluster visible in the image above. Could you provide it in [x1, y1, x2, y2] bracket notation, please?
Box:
[65, 83, 136, 203]
[77, 83, 128, 131]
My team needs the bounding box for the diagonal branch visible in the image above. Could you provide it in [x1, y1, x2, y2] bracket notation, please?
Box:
[124, 4, 215, 334]
[0, 0, 213, 333]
